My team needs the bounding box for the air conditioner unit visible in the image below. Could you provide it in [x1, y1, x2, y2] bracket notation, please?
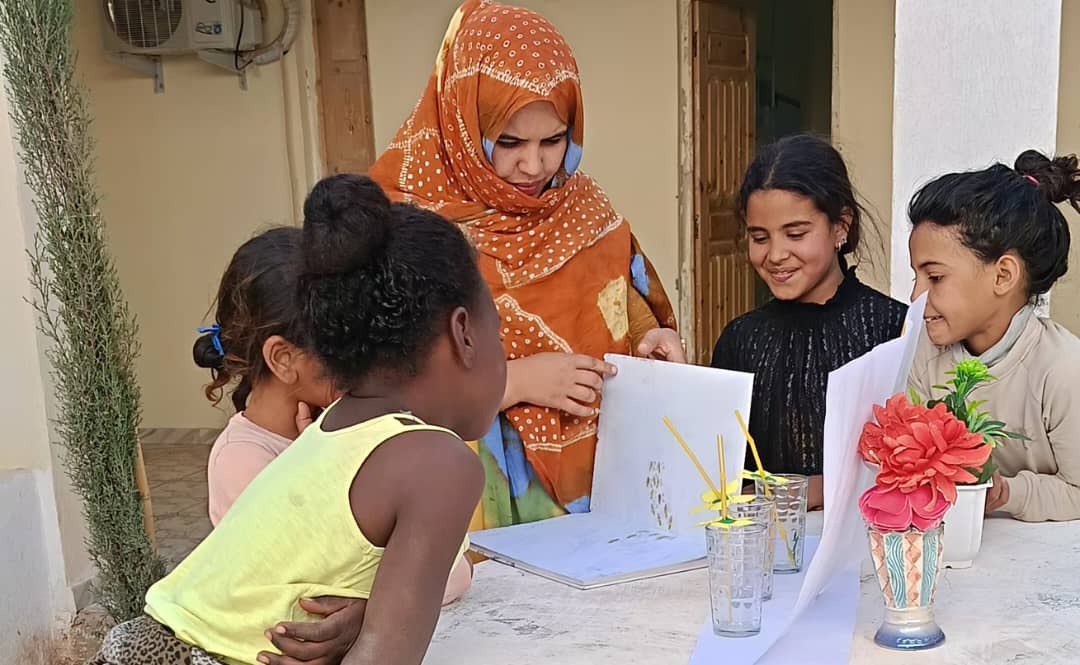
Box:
[101, 0, 263, 56]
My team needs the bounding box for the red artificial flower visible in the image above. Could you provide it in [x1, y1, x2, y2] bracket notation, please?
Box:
[859, 483, 950, 531]
[858, 394, 990, 503]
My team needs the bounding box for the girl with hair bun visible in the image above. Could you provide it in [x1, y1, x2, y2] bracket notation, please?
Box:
[93, 174, 507, 665]
[909, 149, 1080, 522]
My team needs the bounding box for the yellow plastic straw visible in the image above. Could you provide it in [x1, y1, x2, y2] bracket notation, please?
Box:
[663, 416, 722, 498]
[735, 409, 796, 566]
[736, 410, 767, 482]
[717, 434, 728, 519]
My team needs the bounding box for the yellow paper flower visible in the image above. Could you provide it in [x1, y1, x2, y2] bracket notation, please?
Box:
[741, 469, 790, 485]
[699, 515, 754, 528]
[691, 482, 756, 513]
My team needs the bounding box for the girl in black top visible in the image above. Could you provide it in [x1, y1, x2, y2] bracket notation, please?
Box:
[711, 135, 906, 508]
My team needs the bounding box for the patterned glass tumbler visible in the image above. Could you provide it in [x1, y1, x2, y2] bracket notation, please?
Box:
[705, 522, 768, 637]
[754, 473, 808, 574]
[728, 495, 777, 600]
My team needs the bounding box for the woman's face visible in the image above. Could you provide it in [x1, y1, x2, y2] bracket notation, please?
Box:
[490, 101, 568, 197]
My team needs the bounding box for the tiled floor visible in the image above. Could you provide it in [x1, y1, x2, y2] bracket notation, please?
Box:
[142, 443, 213, 568]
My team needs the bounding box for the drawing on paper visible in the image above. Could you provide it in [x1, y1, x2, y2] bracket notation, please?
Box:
[647, 460, 674, 530]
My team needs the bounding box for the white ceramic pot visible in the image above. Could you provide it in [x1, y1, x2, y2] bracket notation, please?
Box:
[942, 480, 992, 568]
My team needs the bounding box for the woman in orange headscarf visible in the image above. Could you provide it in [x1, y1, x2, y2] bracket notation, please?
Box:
[370, 0, 682, 527]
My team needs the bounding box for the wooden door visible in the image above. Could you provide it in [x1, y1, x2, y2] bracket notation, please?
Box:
[692, 1, 757, 365]
[314, 0, 376, 175]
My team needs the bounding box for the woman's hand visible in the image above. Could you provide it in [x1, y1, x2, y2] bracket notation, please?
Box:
[502, 353, 617, 416]
[636, 328, 686, 364]
[259, 596, 366, 665]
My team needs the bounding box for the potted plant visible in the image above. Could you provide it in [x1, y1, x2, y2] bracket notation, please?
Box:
[910, 359, 1024, 568]
[857, 392, 992, 650]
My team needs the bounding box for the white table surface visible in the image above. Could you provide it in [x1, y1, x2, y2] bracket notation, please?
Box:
[425, 513, 1080, 664]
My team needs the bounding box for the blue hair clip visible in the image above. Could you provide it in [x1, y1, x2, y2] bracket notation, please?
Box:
[196, 324, 224, 357]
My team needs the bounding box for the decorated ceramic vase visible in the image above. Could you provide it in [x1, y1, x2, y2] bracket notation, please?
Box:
[866, 523, 946, 650]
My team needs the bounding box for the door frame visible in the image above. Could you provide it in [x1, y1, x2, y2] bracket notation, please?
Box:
[312, 0, 378, 177]
[277, 1, 379, 222]
[675, 0, 698, 360]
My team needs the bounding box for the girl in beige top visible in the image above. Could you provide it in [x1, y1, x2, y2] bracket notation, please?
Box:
[907, 149, 1080, 522]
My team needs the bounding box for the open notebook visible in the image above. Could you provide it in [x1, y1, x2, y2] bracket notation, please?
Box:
[469, 355, 754, 589]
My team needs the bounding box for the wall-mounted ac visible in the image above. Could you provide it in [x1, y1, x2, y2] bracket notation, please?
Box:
[103, 0, 263, 55]
[101, 0, 265, 92]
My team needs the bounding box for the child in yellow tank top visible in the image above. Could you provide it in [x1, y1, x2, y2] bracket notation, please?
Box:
[91, 174, 507, 665]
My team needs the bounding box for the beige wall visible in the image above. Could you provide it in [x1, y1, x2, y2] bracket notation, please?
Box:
[74, 5, 312, 429]
[366, 0, 682, 297]
[0, 70, 53, 474]
[1053, 0, 1080, 335]
[831, 0, 895, 295]
[0, 144, 50, 470]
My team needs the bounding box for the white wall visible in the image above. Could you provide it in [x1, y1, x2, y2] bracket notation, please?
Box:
[890, 0, 1062, 299]
[0, 472, 74, 663]
[0, 52, 78, 653]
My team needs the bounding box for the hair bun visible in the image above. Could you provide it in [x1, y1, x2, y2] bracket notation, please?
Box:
[302, 174, 393, 275]
[193, 334, 224, 370]
[1015, 149, 1080, 211]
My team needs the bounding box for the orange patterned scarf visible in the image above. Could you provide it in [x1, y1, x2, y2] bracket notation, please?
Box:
[370, 0, 675, 507]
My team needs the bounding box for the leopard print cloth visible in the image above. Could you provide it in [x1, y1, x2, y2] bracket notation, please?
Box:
[88, 616, 224, 665]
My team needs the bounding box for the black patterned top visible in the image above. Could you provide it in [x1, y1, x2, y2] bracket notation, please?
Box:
[711, 272, 906, 476]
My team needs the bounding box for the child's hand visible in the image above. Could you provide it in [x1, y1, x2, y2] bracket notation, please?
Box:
[258, 596, 366, 665]
[984, 472, 1010, 514]
[808, 475, 824, 511]
[295, 402, 314, 435]
[441, 554, 474, 605]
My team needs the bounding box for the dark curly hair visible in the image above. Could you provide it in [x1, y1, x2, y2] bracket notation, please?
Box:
[298, 174, 485, 389]
[193, 226, 308, 412]
[735, 134, 869, 261]
[908, 149, 1079, 297]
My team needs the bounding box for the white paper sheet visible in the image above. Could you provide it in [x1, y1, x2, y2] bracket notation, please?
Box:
[787, 294, 926, 624]
[688, 538, 861, 665]
[469, 355, 755, 588]
[592, 355, 755, 533]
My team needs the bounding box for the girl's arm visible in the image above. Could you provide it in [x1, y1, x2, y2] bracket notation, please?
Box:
[342, 431, 484, 665]
[998, 360, 1080, 522]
